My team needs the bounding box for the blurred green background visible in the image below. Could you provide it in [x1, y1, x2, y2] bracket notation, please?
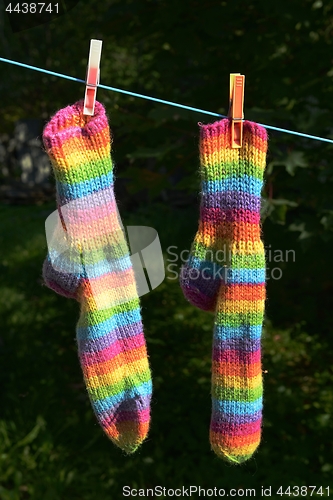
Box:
[1, 0, 333, 498]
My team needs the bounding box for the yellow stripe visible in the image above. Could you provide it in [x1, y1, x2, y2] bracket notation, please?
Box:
[85, 359, 150, 389]
[217, 299, 265, 314]
[72, 230, 128, 253]
[194, 232, 228, 248]
[81, 283, 139, 311]
[201, 149, 266, 169]
[194, 234, 265, 255]
[69, 213, 122, 242]
[212, 373, 262, 389]
[211, 437, 260, 457]
[230, 240, 265, 255]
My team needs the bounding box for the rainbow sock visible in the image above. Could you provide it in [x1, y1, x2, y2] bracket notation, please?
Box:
[42, 100, 152, 454]
[179, 125, 229, 312]
[182, 118, 268, 463]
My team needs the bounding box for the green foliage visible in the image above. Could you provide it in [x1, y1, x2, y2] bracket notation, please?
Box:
[0, 204, 333, 498]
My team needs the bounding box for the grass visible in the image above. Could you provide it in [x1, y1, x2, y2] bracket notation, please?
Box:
[0, 202, 332, 499]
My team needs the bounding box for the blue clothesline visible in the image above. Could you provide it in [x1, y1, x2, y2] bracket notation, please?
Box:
[1, 56, 333, 145]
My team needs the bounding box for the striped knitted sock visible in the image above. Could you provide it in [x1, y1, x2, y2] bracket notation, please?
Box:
[42, 100, 152, 454]
[201, 119, 268, 463]
[179, 126, 229, 312]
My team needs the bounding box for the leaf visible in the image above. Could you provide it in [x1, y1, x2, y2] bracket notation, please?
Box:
[320, 210, 333, 232]
[263, 197, 298, 224]
[270, 198, 298, 207]
[13, 416, 45, 450]
[267, 151, 308, 176]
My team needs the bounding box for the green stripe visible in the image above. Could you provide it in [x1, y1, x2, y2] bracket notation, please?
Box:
[87, 368, 151, 402]
[79, 298, 141, 327]
[82, 240, 130, 264]
[212, 385, 262, 402]
[56, 239, 130, 267]
[215, 311, 264, 327]
[191, 241, 229, 263]
[201, 160, 264, 182]
[54, 157, 112, 185]
[231, 254, 265, 269]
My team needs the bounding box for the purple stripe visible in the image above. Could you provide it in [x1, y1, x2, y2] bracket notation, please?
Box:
[202, 191, 261, 212]
[211, 410, 262, 425]
[213, 338, 261, 353]
[77, 320, 144, 352]
[97, 394, 151, 422]
[179, 285, 217, 311]
[180, 264, 222, 311]
[56, 184, 115, 211]
[180, 265, 222, 297]
[210, 418, 261, 436]
[200, 207, 260, 224]
[105, 407, 151, 425]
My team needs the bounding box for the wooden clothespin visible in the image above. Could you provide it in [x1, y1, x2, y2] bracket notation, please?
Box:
[228, 73, 245, 148]
[83, 39, 103, 116]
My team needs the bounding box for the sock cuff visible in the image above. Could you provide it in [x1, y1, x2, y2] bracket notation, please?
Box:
[43, 100, 110, 150]
[43, 100, 114, 203]
[199, 118, 268, 147]
[198, 118, 268, 208]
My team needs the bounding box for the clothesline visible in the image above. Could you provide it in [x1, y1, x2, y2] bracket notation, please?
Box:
[1, 56, 333, 145]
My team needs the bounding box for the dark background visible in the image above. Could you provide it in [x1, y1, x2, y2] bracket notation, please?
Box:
[1, 0, 333, 498]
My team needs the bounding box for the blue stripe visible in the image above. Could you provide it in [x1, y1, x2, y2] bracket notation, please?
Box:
[47, 251, 133, 280]
[212, 397, 263, 415]
[184, 259, 265, 284]
[76, 307, 142, 340]
[58, 170, 114, 201]
[226, 268, 265, 284]
[214, 324, 263, 340]
[202, 176, 263, 197]
[185, 256, 226, 276]
[92, 381, 153, 414]
[83, 255, 133, 279]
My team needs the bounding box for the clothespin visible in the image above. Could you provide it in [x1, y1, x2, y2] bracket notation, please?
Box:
[83, 39, 103, 116]
[228, 73, 245, 148]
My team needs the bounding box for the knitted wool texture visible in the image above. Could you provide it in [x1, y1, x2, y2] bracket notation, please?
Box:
[42, 100, 152, 454]
[181, 118, 267, 463]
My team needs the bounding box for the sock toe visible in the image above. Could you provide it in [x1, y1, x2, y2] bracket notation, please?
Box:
[99, 395, 151, 453]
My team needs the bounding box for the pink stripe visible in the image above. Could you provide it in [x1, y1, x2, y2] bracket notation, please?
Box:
[69, 198, 117, 225]
[200, 119, 229, 139]
[60, 185, 115, 211]
[64, 206, 120, 240]
[213, 348, 261, 364]
[85, 267, 135, 290]
[44, 121, 109, 150]
[200, 207, 260, 224]
[80, 334, 146, 367]
[210, 419, 261, 436]
[200, 119, 267, 141]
